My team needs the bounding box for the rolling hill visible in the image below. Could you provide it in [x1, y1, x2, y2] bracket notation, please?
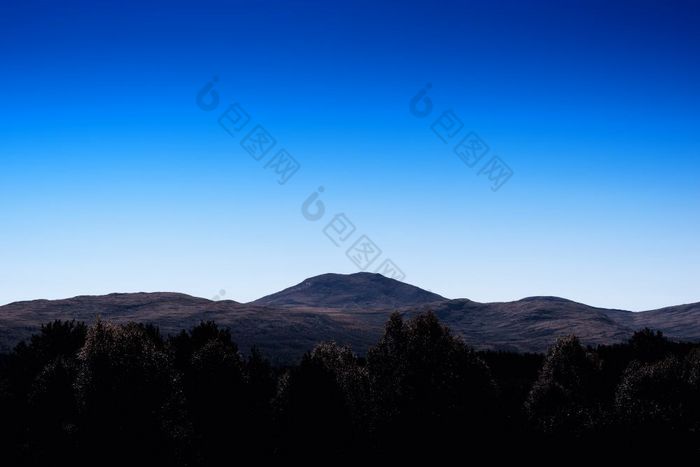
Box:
[252, 272, 446, 309]
[1, 273, 699, 360]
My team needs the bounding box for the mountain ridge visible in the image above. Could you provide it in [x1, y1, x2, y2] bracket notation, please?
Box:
[1, 272, 699, 359]
[251, 272, 447, 309]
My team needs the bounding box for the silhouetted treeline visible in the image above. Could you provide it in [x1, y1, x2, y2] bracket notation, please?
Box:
[2, 314, 700, 464]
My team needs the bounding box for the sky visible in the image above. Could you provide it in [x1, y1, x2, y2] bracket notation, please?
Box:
[1, 0, 699, 310]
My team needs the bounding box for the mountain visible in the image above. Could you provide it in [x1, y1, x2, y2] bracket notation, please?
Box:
[599, 302, 700, 339]
[404, 297, 633, 353]
[0, 291, 379, 362]
[399, 297, 700, 352]
[1, 273, 699, 360]
[252, 272, 446, 309]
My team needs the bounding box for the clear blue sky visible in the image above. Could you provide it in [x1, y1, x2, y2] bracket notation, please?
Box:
[1, 0, 698, 310]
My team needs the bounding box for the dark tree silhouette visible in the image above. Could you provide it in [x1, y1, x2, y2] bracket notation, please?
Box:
[73, 320, 187, 466]
[525, 335, 603, 436]
[3, 314, 700, 462]
[26, 357, 79, 464]
[169, 321, 256, 463]
[275, 342, 364, 459]
[0, 320, 87, 465]
[614, 353, 700, 451]
[628, 328, 671, 363]
[367, 312, 498, 455]
[242, 346, 277, 456]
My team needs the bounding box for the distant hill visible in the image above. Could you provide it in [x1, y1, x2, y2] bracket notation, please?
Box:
[0, 291, 378, 363]
[1, 273, 699, 360]
[404, 297, 633, 353]
[252, 272, 446, 309]
[600, 302, 700, 341]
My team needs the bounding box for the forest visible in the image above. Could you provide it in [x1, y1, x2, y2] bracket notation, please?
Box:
[2, 312, 700, 464]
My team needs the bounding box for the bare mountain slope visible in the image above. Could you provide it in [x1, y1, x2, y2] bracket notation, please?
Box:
[600, 302, 700, 340]
[0, 292, 377, 362]
[252, 272, 446, 309]
[404, 297, 635, 353]
[1, 273, 699, 360]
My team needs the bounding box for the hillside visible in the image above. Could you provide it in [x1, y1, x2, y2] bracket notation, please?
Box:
[1, 273, 699, 359]
[252, 272, 446, 309]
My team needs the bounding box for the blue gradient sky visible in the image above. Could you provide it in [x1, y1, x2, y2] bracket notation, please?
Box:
[1, 0, 698, 310]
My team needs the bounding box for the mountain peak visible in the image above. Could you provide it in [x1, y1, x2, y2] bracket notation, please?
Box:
[251, 272, 446, 310]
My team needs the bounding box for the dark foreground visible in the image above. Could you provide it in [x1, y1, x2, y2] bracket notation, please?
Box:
[2, 312, 700, 464]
